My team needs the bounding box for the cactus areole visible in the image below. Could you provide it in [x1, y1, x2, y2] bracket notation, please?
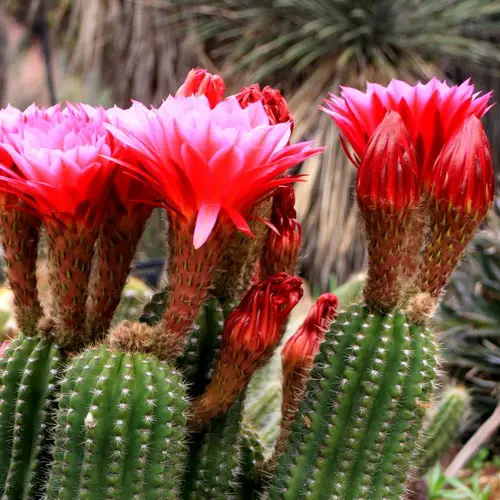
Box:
[0, 71, 493, 499]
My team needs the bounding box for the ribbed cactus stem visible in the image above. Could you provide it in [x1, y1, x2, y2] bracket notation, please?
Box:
[0, 201, 43, 335]
[86, 207, 151, 342]
[176, 298, 224, 397]
[0, 335, 62, 499]
[269, 305, 438, 500]
[183, 400, 243, 499]
[415, 385, 469, 472]
[47, 346, 188, 499]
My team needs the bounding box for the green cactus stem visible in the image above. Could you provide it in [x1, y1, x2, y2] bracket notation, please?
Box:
[0, 335, 63, 499]
[415, 385, 470, 472]
[139, 288, 170, 326]
[183, 399, 243, 499]
[176, 298, 224, 397]
[47, 345, 188, 500]
[269, 304, 438, 500]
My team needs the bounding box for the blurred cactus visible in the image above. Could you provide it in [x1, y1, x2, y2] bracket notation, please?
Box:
[0, 72, 492, 500]
[416, 385, 470, 473]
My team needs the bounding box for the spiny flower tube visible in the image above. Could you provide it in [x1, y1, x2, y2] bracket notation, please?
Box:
[261, 185, 302, 279]
[279, 292, 338, 446]
[419, 116, 494, 299]
[215, 84, 295, 302]
[356, 111, 420, 311]
[192, 273, 303, 427]
[86, 108, 156, 342]
[106, 95, 321, 359]
[0, 107, 45, 335]
[0, 104, 116, 347]
[323, 78, 491, 179]
[176, 67, 226, 108]
[86, 171, 154, 342]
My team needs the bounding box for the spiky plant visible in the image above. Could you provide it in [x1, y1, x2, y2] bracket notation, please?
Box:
[436, 201, 500, 445]
[170, 0, 500, 290]
[0, 71, 494, 500]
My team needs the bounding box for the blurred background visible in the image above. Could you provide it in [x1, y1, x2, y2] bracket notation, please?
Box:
[1, 1, 500, 496]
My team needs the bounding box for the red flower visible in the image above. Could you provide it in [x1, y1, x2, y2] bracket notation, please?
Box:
[193, 273, 303, 425]
[236, 83, 293, 128]
[282, 293, 338, 376]
[357, 111, 420, 214]
[431, 115, 494, 217]
[261, 186, 302, 278]
[323, 78, 492, 179]
[176, 68, 226, 108]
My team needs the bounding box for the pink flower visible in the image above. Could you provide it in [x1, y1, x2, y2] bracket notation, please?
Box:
[323, 78, 492, 179]
[106, 95, 322, 248]
[0, 103, 115, 227]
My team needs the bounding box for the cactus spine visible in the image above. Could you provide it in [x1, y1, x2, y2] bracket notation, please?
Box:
[416, 385, 470, 472]
[183, 400, 243, 499]
[0, 335, 62, 499]
[47, 346, 188, 500]
[269, 305, 438, 500]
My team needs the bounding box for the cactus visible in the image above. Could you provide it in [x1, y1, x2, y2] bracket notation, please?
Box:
[176, 298, 224, 396]
[183, 400, 243, 499]
[268, 306, 438, 500]
[416, 385, 470, 472]
[0, 74, 493, 500]
[47, 345, 188, 499]
[0, 335, 62, 499]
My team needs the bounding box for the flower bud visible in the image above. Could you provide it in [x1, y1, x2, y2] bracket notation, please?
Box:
[192, 273, 303, 426]
[176, 68, 225, 108]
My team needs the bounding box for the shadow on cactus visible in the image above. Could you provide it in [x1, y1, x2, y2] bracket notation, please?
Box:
[0, 70, 495, 499]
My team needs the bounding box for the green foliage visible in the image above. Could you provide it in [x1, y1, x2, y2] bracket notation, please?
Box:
[171, 0, 500, 84]
[427, 464, 491, 500]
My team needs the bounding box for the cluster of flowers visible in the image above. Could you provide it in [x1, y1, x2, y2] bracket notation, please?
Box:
[0, 69, 495, 407]
[323, 79, 495, 312]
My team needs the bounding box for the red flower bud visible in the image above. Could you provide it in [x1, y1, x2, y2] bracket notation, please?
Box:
[357, 112, 422, 311]
[430, 115, 494, 218]
[236, 84, 293, 128]
[356, 111, 420, 214]
[277, 293, 338, 451]
[224, 273, 303, 353]
[193, 273, 303, 426]
[282, 293, 338, 378]
[261, 186, 302, 278]
[418, 116, 495, 299]
[176, 68, 226, 108]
